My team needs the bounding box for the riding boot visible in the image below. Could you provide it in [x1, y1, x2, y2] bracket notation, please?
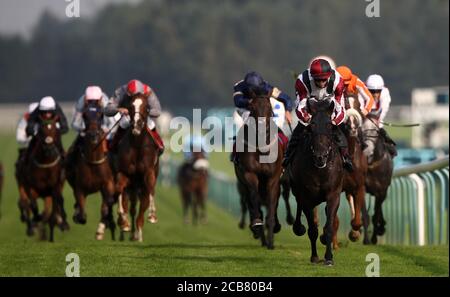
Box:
[282, 124, 305, 168]
[336, 125, 353, 172]
[149, 128, 165, 156]
[380, 128, 397, 157]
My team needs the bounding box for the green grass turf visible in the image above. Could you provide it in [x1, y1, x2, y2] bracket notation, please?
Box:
[0, 133, 448, 276]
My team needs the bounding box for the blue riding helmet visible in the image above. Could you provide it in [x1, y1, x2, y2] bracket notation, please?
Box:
[244, 71, 266, 96]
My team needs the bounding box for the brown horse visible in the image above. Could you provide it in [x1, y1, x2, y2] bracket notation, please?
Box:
[364, 118, 394, 244]
[234, 95, 284, 250]
[288, 97, 344, 265]
[238, 173, 294, 229]
[177, 151, 208, 225]
[18, 114, 67, 241]
[115, 93, 159, 242]
[337, 95, 370, 246]
[66, 101, 116, 240]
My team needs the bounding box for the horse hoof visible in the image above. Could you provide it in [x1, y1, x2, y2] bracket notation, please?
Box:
[251, 225, 263, 239]
[293, 223, 306, 236]
[371, 235, 378, 245]
[310, 256, 320, 264]
[59, 221, 70, 232]
[363, 238, 371, 245]
[238, 221, 245, 229]
[320, 234, 327, 245]
[273, 223, 282, 234]
[26, 228, 34, 237]
[73, 214, 86, 225]
[286, 215, 295, 225]
[348, 230, 361, 242]
[376, 226, 386, 236]
[324, 259, 334, 266]
[148, 214, 158, 224]
[95, 232, 104, 241]
[267, 243, 274, 250]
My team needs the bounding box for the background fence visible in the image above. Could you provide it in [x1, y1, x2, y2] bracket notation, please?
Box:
[159, 155, 449, 246]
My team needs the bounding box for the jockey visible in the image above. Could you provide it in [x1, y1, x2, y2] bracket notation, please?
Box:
[283, 58, 353, 171]
[336, 66, 374, 116]
[16, 102, 39, 161]
[71, 86, 116, 136]
[231, 71, 293, 163]
[363, 74, 397, 162]
[105, 79, 164, 155]
[26, 96, 69, 156]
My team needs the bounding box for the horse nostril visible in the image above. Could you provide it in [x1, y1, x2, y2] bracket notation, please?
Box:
[45, 136, 53, 144]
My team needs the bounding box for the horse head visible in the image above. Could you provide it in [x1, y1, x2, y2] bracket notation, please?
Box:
[128, 93, 149, 136]
[307, 97, 335, 169]
[37, 112, 60, 157]
[345, 95, 363, 137]
[82, 100, 103, 146]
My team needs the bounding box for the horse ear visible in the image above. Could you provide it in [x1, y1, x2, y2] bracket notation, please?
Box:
[307, 98, 318, 114]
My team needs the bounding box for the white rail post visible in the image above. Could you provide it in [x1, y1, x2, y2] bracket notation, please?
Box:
[409, 174, 426, 246]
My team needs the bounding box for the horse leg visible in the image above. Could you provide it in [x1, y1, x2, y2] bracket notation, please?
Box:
[243, 172, 264, 240]
[265, 179, 280, 250]
[324, 194, 340, 266]
[362, 196, 371, 245]
[49, 196, 58, 243]
[129, 194, 137, 241]
[282, 181, 294, 225]
[55, 192, 70, 231]
[371, 192, 387, 244]
[96, 201, 108, 241]
[18, 187, 34, 236]
[192, 193, 199, 226]
[72, 189, 87, 225]
[349, 187, 365, 242]
[103, 182, 116, 240]
[332, 215, 340, 250]
[303, 205, 319, 264]
[238, 183, 247, 229]
[146, 172, 158, 224]
[116, 173, 130, 232]
[39, 196, 53, 241]
[293, 197, 306, 236]
[134, 195, 149, 243]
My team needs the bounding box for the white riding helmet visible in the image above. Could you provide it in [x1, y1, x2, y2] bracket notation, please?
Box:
[28, 102, 39, 114]
[366, 74, 385, 90]
[85, 86, 103, 100]
[39, 96, 56, 111]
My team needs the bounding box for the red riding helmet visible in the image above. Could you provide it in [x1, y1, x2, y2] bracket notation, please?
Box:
[310, 58, 333, 80]
[127, 79, 151, 96]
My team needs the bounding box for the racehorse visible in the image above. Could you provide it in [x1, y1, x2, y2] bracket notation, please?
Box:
[238, 173, 294, 229]
[288, 97, 344, 265]
[66, 101, 116, 240]
[115, 93, 159, 242]
[18, 114, 67, 241]
[364, 117, 394, 244]
[177, 151, 208, 225]
[234, 94, 284, 250]
[337, 95, 370, 246]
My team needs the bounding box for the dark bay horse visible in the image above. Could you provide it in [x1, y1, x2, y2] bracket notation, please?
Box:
[19, 115, 67, 241]
[288, 97, 344, 265]
[238, 173, 295, 229]
[234, 95, 284, 250]
[177, 151, 208, 225]
[66, 101, 116, 240]
[364, 117, 394, 244]
[115, 93, 159, 242]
